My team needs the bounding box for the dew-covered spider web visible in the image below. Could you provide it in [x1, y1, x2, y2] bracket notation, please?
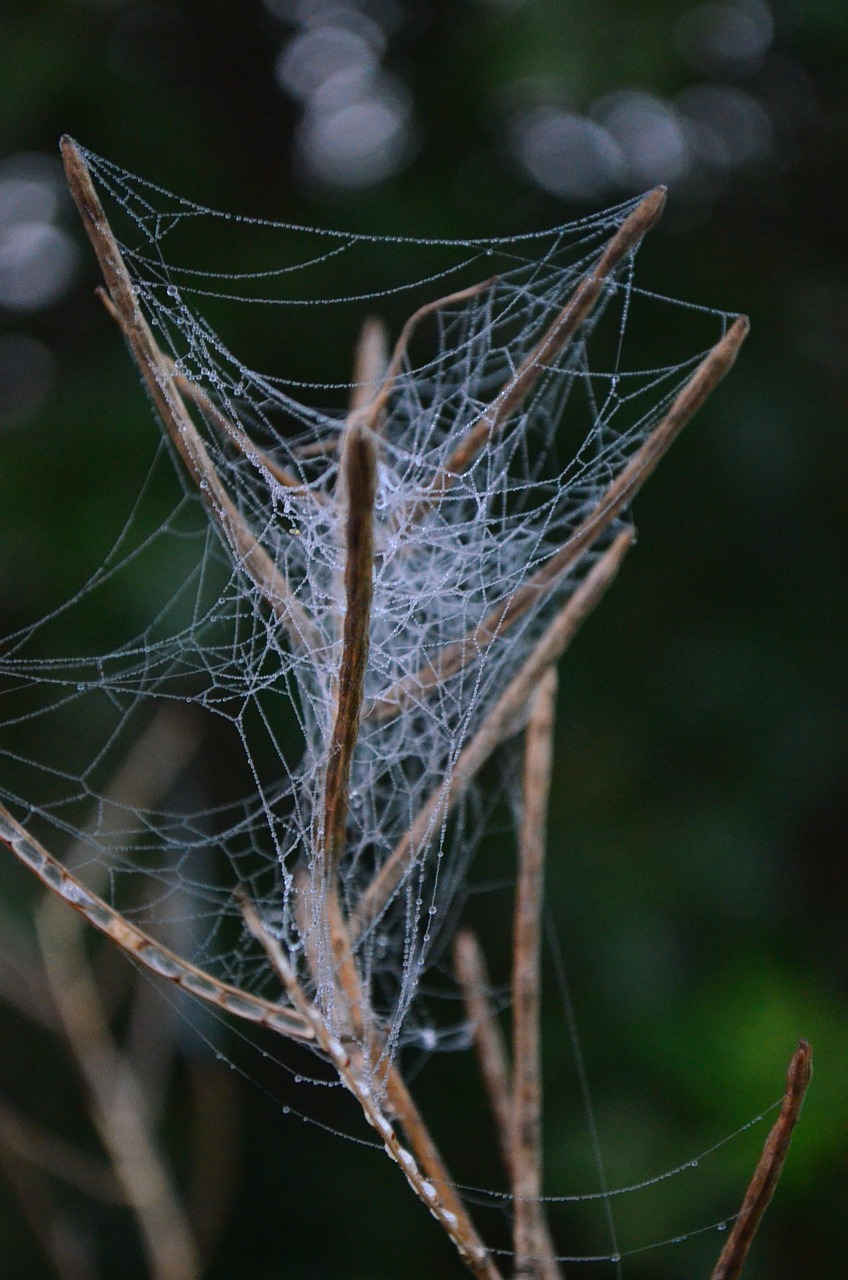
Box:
[0, 146, 757, 1271]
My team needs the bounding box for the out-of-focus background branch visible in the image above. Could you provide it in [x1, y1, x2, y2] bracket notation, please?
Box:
[0, 1, 845, 1276]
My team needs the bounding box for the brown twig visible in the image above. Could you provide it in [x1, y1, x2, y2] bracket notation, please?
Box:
[241, 897, 503, 1280]
[319, 423, 377, 1031]
[0, 803, 311, 1043]
[453, 930, 562, 1280]
[431, 188, 667, 493]
[354, 278, 498, 434]
[710, 1040, 812, 1280]
[368, 315, 748, 723]
[62, 136, 319, 655]
[97, 287, 312, 500]
[36, 896, 202, 1280]
[323, 424, 377, 868]
[349, 315, 389, 415]
[454, 930, 514, 1176]
[352, 528, 632, 940]
[512, 667, 559, 1280]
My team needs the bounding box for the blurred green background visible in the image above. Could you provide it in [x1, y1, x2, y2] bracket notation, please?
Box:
[0, 1, 845, 1277]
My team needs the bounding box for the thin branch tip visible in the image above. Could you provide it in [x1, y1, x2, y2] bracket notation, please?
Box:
[710, 1038, 812, 1280]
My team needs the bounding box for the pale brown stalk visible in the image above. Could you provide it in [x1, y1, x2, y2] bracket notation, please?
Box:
[37, 896, 201, 1280]
[453, 930, 562, 1280]
[513, 667, 559, 1280]
[323, 424, 377, 868]
[352, 528, 633, 941]
[241, 898, 503, 1280]
[430, 188, 667, 493]
[369, 315, 748, 722]
[0, 803, 311, 1042]
[454, 929, 514, 1175]
[61, 136, 319, 654]
[349, 315, 389, 414]
[710, 1040, 812, 1280]
[354, 278, 498, 433]
[97, 286, 311, 499]
[319, 423, 377, 1029]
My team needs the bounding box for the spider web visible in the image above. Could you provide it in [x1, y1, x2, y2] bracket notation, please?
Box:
[0, 148, 747, 1268]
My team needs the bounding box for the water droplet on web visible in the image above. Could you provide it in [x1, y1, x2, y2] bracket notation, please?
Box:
[428, 906, 437, 916]
[610, 1255, 621, 1264]
[689, 1159, 699, 1169]
[76, 683, 86, 692]
[717, 1222, 727, 1232]
[166, 285, 179, 298]
[294, 1074, 302, 1084]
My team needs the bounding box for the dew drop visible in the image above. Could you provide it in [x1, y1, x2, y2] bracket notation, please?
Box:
[166, 285, 179, 298]
[717, 1222, 727, 1232]
[610, 1255, 621, 1264]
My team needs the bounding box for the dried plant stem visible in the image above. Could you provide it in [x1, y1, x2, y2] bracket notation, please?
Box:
[320, 423, 377, 1031]
[369, 315, 748, 722]
[710, 1041, 812, 1280]
[453, 930, 562, 1280]
[436, 187, 667, 488]
[241, 899, 503, 1280]
[353, 528, 632, 939]
[36, 899, 201, 1280]
[0, 804, 311, 1042]
[356, 278, 498, 432]
[61, 137, 319, 654]
[513, 667, 559, 1280]
[98, 289, 311, 499]
[323, 424, 377, 866]
[454, 930, 515, 1175]
[169, 367, 312, 497]
[349, 315, 389, 414]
